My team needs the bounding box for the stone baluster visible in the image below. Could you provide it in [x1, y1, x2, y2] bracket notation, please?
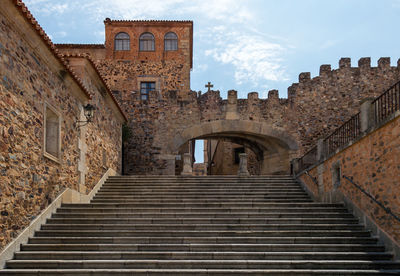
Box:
[181, 153, 193, 176]
[238, 153, 250, 176]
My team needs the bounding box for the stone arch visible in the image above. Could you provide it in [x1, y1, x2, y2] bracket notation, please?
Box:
[169, 120, 298, 153]
[169, 120, 298, 175]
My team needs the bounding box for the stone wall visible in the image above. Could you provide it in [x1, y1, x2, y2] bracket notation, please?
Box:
[299, 113, 400, 245]
[0, 1, 124, 250]
[289, 58, 400, 150]
[63, 55, 125, 192]
[209, 141, 260, 175]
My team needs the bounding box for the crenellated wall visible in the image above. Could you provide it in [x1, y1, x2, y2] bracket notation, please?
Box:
[289, 57, 400, 150]
[84, 56, 400, 175]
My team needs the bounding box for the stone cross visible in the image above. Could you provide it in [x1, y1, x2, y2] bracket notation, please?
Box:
[205, 82, 213, 92]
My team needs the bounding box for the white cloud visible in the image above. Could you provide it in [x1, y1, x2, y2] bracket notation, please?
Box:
[55, 31, 67, 38]
[24, 0, 287, 88]
[205, 31, 288, 85]
[25, 0, 69, 15]
[193, 63, 209, 73]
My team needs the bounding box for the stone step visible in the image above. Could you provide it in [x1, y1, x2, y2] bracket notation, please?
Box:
[28, 236, 378, 245]
[4, 175, 397, 275]
[35, 230, 373, 238]
[14, 251, 392, 261]
[41, 224, 365, 231]
[89, 199, 314, 204]
[62, 202, 345, 208]
[103, 179, 297, 183]
[45, 217, 359, 225]
[56, 207, 350, 213]
[107, 178, 295, 182]
[7, 260, 400, 270]
[94, 191, 308, 196]
[52, 212, 355, 219]
[94, 192, 306, 196]
[101, 184, 300, 188]
[20, 243, 386, 252]
[98, 187, 303, 191]
[92, 194, 310, 200]
[2, 268, 400, 275]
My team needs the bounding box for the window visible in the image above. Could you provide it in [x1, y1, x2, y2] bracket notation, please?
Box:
[139, 32, 155, 51]
[44, 103, 61, 162]
[140, 82, 155, 100]
[164, 32, 178, 51]
[114, 32, 130, 51]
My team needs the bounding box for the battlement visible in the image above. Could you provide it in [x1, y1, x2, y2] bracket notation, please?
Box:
[296, 57, 399, 84]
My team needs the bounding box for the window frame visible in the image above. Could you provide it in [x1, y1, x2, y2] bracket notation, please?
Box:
[114, 32, 130, 51]
[139, 32, 155, 52]
[43, 102, 62, 163]
[140, 81, 156, 101]
[164, 32, 178, 51]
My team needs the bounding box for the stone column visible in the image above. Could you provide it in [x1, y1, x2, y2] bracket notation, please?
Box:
[238, 153, 250, 176]
[360, 98, 375, 132]
[291, 158, 300, 175]
[317, 139, 325, 162]
[181, 153, 193, 176]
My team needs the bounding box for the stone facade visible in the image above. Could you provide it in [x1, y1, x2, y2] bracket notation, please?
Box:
[0, 0, 125, 250]
[299, 112, 400, 245]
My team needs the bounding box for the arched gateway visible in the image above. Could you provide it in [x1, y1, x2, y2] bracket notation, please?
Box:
[167, 120, 298, 175]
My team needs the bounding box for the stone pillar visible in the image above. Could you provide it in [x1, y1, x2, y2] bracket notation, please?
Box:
[291, 158, 300, 175]
[238, 153, 250, 176]
[226, 90, 239, 120]
[181, 153, 193, 176]
[360, 98, 375, 132]
[317, 139, 325, 162]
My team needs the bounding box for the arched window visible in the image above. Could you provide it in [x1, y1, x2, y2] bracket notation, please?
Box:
[139, 32, 155, 51]
[114, 32, 130, 51]
[164, 32, 178, 51]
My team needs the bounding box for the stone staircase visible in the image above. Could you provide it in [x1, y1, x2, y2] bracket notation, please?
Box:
[2, 176, 400, 275]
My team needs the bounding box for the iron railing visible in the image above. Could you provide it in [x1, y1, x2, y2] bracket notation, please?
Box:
[323, 113, 361, 156]
[296, 80, 400, 174]
[372, 81, 400, 124]
[342, 175, 400, 223]
[297, 146, 317, 173]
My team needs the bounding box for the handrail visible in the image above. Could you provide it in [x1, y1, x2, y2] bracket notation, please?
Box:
[305, 170, 318, 187]
[342, 175, 400, 223]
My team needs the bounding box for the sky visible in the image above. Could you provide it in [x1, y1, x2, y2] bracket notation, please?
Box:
[24, 0, 400, 163]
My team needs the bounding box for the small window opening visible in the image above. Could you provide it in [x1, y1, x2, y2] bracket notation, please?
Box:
[140, 82, 155, 100]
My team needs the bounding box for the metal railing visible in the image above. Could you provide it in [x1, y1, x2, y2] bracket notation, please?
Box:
[342, 175, 400, 223]
[297, 146, 317, 173]
[323, 113, 361, 156]
[372, 81, 400, 124]
[296, 79, 400, 174]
